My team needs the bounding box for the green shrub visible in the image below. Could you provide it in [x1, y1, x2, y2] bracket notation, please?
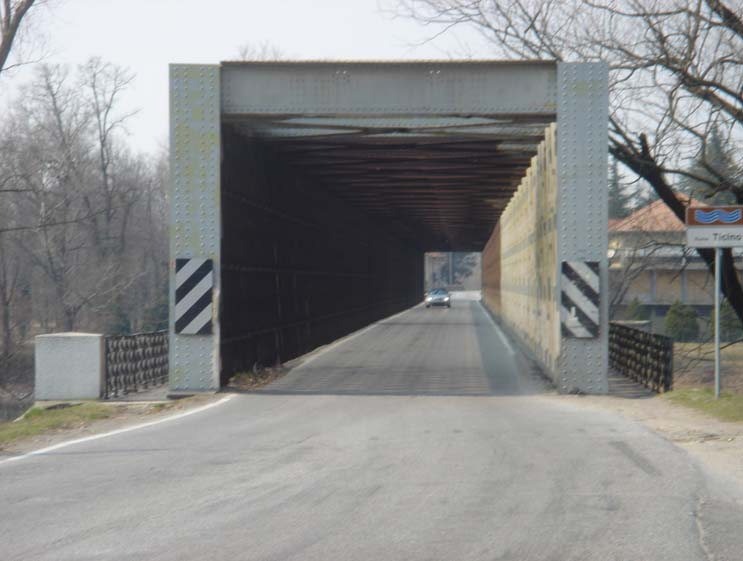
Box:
[664, 301, 699, 341]
[625, 297, 651, 321]
[709, 300, 743, 342]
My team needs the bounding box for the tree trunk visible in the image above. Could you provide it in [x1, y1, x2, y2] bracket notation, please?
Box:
[1, 297, 11, 359]
[62, 308, 76, 332]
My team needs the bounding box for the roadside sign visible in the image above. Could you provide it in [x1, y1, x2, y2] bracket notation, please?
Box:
[684, 206, 743, 399]
[686, 206, 743, 248]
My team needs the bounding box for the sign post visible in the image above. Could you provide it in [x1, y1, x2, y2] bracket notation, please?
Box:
[714, 247, 721, 399]
[686, 206, 743, 399]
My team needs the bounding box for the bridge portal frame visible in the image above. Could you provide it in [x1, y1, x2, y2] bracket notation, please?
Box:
[168, 61, 608, 393]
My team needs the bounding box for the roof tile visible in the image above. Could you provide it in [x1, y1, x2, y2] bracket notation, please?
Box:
[610, 196, 699, 232]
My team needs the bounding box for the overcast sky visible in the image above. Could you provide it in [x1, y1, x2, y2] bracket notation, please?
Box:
[3, 0, 488, 153]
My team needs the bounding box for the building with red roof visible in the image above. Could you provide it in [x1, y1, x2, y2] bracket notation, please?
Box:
[608, 197, 739, 333]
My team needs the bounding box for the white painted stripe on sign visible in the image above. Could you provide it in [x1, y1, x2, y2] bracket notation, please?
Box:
[181, 303, 212, 335]
[175, 274, 213, 318]
[176, 258, 207, 288]
[568, 261, 599, 294]
[561, 275, 599, 322]
[0, 396, 234, 468]
[560, 305, 593, 338]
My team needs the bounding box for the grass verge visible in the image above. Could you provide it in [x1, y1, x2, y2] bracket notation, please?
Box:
[0, 403, 116, 449]
[664, 387, 743, 423]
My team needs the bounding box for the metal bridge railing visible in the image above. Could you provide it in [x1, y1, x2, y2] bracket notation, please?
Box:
[609, 322, 673, 393]
[104, 331, 169, 398]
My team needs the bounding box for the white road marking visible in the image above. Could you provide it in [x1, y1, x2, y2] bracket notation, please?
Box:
[0, 395, 235, 468]
[478, 303, 516, 357]
[295, 305, 420, 370]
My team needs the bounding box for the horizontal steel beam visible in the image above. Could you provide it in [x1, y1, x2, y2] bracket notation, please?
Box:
[221, 61, 557, 116]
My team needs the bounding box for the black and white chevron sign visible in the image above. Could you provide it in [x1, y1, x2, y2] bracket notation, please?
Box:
[175, 258, 213, 335]
[561, 261, 600, 338]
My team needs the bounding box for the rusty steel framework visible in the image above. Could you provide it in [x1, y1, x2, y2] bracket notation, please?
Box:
[169, 61, 608, 393]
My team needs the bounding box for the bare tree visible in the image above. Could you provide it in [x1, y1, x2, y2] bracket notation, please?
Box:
[0, 0, 41, 77]
[609, 239, 672, 316]
[236, 41, 285, 61]
[0, 232, 26, 358]
[395, 0, 743, 323]
[1, 53, 169, 404]
[79, 57, 138, 259]
[114, 149, 169, 332]
[11, 65, 98, 330]
[0, 62, 165, 334]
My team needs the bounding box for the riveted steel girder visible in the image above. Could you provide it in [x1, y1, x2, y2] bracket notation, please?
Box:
[221, 61, 557, 116]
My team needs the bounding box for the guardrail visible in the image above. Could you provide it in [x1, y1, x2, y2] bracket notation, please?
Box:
[609, 322, 673, 393]
[104, 331, 169, 398]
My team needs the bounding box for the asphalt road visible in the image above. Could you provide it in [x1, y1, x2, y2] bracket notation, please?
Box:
[2, 298, 743, 560]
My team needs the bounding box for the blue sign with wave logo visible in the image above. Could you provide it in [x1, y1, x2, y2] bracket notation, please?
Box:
[694, 208, 742, 224]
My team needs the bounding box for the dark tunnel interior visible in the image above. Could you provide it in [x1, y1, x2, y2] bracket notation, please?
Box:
[219, 113, 550, 383]
[220, 127, 423, 382]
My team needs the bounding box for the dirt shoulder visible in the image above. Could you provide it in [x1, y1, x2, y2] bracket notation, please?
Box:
[557, 392, 743, 486]
[0, 394, 221, 457]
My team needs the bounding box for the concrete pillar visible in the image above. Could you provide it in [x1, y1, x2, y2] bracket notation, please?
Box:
[35, 333, 104, 400]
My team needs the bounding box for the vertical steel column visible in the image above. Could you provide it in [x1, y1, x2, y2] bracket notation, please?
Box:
[556, 62, 609, 393]
[169, 65, 222, 392]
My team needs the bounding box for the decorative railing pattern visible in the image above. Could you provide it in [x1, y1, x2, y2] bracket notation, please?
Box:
[104, 331, 169, 398]
[609, 322, 673, 393]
